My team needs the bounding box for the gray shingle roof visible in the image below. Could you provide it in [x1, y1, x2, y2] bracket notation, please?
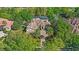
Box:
[39, 16, 48, 19]
[33, 16, 48, 20]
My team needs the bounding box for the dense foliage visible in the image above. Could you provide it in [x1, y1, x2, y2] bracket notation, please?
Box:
[0, 7, 79, 51]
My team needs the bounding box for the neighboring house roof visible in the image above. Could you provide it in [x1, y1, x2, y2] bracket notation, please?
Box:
[70, 18, 79, 27]
[69, 18, 79, 33]
[0, 18, 14, 28]
[6, 21, 14, 28]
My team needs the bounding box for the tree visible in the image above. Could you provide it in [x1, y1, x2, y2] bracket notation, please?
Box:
[4, 30, 40, 51]
[45, 37, 65, 51]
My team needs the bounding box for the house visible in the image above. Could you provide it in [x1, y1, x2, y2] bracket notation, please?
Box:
[0, 18, 14, 38]
[26, 16, 51, 48]
[69, 18, 79, 34]
[26, 16, 51, 33]
[0, 18, 14, 31]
